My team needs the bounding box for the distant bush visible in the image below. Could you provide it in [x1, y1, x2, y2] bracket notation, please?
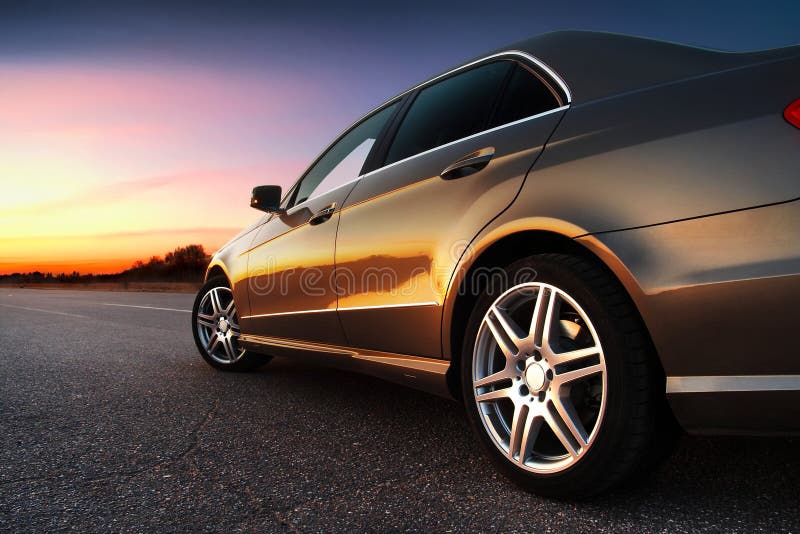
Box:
[0, 244, 211, 284]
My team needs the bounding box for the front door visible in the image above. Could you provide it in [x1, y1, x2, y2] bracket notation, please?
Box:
[241, 101, 399, 345]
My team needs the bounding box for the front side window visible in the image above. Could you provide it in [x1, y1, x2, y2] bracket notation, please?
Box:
[384, 61, 512, 166]
[292, 102, 398, 206]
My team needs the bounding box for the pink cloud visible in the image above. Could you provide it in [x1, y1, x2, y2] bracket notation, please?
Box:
[2, 159, 309, 217]
[0, 62, 320, 130]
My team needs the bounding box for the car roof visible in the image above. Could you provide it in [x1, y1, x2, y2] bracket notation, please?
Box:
[474, 30, 800, 104]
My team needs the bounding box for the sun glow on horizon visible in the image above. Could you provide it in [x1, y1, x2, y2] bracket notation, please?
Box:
[0, 59, 349, 275]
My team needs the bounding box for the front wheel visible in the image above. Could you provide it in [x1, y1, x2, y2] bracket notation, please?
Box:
[461, 254, 666, 498]
[192, 276, 270, 371]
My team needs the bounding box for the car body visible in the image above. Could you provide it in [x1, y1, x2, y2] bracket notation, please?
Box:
[193, 31, 800, 496]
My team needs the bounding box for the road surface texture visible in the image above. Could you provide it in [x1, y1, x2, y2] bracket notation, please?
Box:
[1, 288, 797, 532]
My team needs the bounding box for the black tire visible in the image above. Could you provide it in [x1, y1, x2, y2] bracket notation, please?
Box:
[460, 253, 671, 499]
[192, 276, 271, 372]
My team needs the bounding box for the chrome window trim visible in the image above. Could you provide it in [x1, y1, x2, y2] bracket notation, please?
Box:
[667, 375, 800, 394]
[241, 300, 439, 320]
[282, 50, 571, 215]
[400, 50, 572, 105]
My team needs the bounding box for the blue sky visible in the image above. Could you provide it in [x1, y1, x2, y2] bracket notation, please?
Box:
[2, 1, 798, 121]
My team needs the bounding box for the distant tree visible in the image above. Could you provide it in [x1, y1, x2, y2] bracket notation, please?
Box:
[165, 244, 207, 270]
[0, 244, 212, 285]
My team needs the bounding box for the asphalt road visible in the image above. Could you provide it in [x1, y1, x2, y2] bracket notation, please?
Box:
[0, 288, 798, 532]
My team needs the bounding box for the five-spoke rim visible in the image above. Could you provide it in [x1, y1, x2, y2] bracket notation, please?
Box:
[472, 282, 607, 473]
[196, 286, 245, 364]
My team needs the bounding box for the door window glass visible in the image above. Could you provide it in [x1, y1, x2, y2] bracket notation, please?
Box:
[491, 64, 560, 127]
[384, 61, 512, 165]
[293, 102, 398, 206]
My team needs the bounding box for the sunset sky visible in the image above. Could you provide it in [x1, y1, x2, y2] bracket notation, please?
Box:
[1, 0, 798, 274]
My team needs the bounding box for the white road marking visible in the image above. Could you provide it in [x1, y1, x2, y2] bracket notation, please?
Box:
[102, 303, 191, 313]
[0, 303, 90, 318]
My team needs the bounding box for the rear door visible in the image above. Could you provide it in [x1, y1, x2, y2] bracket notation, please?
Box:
[334, 57, 568, 357]
[241, 102, 399, 345]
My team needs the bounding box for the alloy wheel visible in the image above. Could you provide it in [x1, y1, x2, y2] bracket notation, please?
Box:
[195, 286, 245, 364]
[472, 282, 607, 473]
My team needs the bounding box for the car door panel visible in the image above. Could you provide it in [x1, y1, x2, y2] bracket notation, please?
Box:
[240, 101, 400, 346]
[335, 108, 566, 357]
[241, 184, 357, 345]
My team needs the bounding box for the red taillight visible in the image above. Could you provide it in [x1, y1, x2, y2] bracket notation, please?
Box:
[785, 99, 800, 129]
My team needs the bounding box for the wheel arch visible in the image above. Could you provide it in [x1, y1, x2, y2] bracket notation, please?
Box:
[205, 262, 230, 285]
[442, 221, 658, 400]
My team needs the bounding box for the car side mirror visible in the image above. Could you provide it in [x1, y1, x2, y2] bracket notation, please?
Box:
[250, 185, 285, 214]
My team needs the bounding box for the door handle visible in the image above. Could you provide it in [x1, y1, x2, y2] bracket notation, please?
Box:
[440, 147, 495, 180]
[308, 203, 337, 225]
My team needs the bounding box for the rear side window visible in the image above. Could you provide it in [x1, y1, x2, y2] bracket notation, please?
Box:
[384, 61, 512, 165]
[491, 64, 560, 127]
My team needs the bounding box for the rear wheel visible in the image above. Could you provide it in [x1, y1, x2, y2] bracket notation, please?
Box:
[461, 254, 667, 498]
[192, 276, 270, 371]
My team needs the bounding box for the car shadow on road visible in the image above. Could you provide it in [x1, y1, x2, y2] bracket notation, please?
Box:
[238, 357, 799, 524]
